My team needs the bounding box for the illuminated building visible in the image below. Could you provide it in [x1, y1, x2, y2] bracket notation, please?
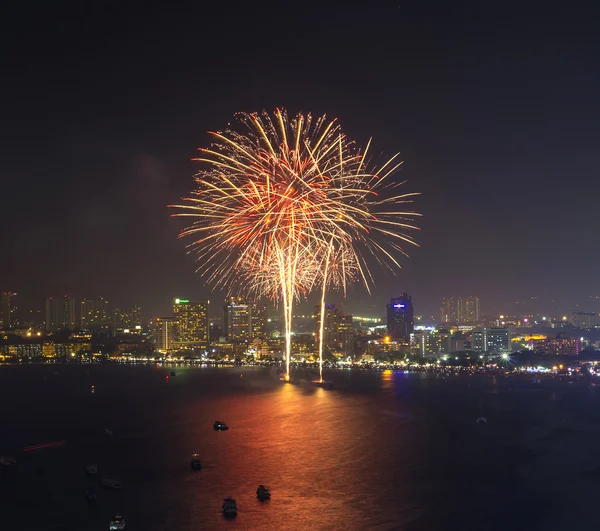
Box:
[440, 296, 480, 324]
[0, 343, 43, 358]
[313, 304, 354, 356]
[338, 313, 354, 357]
[1, 292, 17, 329]
[42, 342, 55, 358]
[80, 298, 110, 331]
[54, 342, 92, 357]
[45, 296, 77, 332]
[471, 327, 511, 354]
[463, 297, 480, 323]
[223, 298, 267, 341]
[223, 297, 250, 341]
[173, 298, 209, 348]
[532, 336, 580, 357]
[411, 328, 451, 358]
[387, 294, 414, 340]
[568, 312, 598, 329]
[155, 317, 175, 351]
[314, 304, 337, 350]
[113, 306, 142, 332]
[250, 303, 267, 339]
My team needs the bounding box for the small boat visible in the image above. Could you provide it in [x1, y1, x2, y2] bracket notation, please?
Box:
[109, 514, 126, 530]
[100, 477, 123, 489]
[104, 429, 114, 437]
[190, 453, 202, 470]
[85, 489, 97, 503]
[256, 484, 271, 500]
[0, 456, 17, 466]
[213, 421, 229, 431]
[477, 417, 487, 424]
[86, 463, 98, 475]
[170, 371, 176, 377]
[222, 496, 237, 517]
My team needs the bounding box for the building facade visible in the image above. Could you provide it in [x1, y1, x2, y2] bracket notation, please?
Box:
[1, 292, 17, 329]
[313, 304, 355, 357]
[173, 298, 209, 348]
[45, 296, 78, 332]
[567, 312, 598, 329]
[223, 298, 267, 341]
[471, 327, 511, 354]
[440, 296, 480, 324]
[113, 306, 142, 332]
[155, 316, 175, 352]
[223, 297, 251, 341]
[387, 294, 414, 340]
[533, 337, 580, 357]
[80, 298, 110, 331]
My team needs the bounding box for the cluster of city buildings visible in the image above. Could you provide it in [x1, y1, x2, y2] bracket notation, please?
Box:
[0, 290, 595, 362]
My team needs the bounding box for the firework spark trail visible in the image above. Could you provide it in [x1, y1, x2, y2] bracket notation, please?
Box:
[170, 108, 421, 379]
[318, 239, 334, 383]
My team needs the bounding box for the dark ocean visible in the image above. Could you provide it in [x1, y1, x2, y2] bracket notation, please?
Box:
[1, 364, 600, 530]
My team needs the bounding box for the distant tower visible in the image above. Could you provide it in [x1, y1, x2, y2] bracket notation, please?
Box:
[155, 317, 175, 351]
[387, 294, 414, 340]
[45, 296, 77, 332]
[1, 292, 17, 329]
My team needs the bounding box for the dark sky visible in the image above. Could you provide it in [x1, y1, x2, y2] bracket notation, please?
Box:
[2, 3, 600, 319]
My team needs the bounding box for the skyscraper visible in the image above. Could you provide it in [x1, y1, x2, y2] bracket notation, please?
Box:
[387, 294, 414, 340]
[313, 304, 354, 356]
[173, 298, 209, 348]
[223, 297, 251, 341]
[1, 292, 17, 329]
[81, 298, 110, 331]
[440, 296, 480, 324]
[440, 297, 459, 324]
[463, 297, 480, 323]
[223, 297, 267, 341]
[155, 317, 175, 351]
[45, 296, 78, 332]
[250, 303, 267, 339]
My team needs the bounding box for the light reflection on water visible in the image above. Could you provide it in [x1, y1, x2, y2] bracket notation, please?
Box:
[2, 364, 600, 530]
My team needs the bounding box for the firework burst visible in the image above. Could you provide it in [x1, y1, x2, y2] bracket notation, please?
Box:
[170, 108, 420, 379]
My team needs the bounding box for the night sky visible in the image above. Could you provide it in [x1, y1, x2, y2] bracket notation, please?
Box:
[2, 4, 600, 319]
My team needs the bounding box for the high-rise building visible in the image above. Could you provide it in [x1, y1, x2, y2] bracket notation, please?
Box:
[155, 317, 175, 351]
[567, 312, 598, 329]
[387, 294, 414, 340]
[113, 306, 142, 331]
[223, 297, 251, 341]
[338, 312, 354, 357]
[1, 292, 17, 329]
[173, 298, 209, 348]
[313, 304, 354, 356]
[471, 327, 511, 354]
[250, 303, 267, 339]
[440, 296, 480, 324]
[81, 298, 110, 331]
[223, 297, 267, 341]
[463, 297, 480, 323]
[411, 328, 451, 358]
[45, 296, 78, 332]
